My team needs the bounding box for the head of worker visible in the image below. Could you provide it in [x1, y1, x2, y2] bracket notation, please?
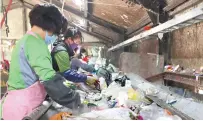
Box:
[63, 28, 82, 49]
[29, 4, 68, 45]
[80, 48, 88, 58]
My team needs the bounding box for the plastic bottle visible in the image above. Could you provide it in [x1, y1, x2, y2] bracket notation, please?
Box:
[99, 77, 107, 90]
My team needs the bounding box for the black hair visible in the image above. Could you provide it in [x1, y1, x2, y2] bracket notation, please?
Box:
[80, 48, 87, 54]
[63, 28, 82, 40]
[61, 16, 68, 34]
[74, 47, 78, 52]
[29, 4, 67, 35]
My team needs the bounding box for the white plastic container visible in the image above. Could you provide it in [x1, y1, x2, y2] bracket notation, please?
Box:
[99, 77, 107, 90]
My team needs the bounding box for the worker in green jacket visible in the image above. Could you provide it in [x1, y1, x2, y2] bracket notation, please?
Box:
[51, 28, 98, 84]
[0, 4, 88, 120]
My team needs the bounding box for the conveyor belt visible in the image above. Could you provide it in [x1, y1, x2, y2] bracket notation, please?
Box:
[128, 73, 203, 120]
[146, 95, 193, 120]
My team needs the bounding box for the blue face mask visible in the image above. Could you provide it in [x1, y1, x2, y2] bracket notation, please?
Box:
[45, 31, 57, 45]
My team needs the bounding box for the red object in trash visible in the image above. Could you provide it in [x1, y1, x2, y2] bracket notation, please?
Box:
[144, 25, 151, 31]
[82, 56, 89, 63]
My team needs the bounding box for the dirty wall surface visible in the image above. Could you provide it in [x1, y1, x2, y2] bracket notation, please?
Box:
[171, 22, 203, 69]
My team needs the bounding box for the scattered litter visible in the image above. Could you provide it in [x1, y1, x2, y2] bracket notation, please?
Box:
[99, 77, 107, 90]
[145, 87, 159, 96]
[80, 108, 137, 120]
[139, 103, 182, 120]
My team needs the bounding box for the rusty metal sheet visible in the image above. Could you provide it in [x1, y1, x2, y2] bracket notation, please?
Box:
[119, 52, 164, 78]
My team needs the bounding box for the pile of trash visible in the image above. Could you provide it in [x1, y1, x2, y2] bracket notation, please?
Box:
[48, 52, 183, 120]
[165, 64, 203, 76]
[51, 72, 182, 120]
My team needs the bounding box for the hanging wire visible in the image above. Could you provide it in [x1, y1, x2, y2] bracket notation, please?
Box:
[87, 2, 132, 8]
[61, 0, 65, 15]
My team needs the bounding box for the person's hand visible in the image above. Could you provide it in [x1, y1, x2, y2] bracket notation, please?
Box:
[86, 76, 98, 85]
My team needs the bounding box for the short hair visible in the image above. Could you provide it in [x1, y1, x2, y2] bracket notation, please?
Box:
[29, 4, 67, 35]
[63, 28, 82, 40]
[80, 48, 87, 54]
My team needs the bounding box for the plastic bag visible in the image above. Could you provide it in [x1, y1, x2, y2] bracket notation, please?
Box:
[99, 77, 107, 90]
[128, 88, 140, 101]
[139, 103, 166, 120]
[80, 108, 137, 120]
[139, 103, 181, 120]
[156, 115, 182, 120]
[117, 92, 128, 107]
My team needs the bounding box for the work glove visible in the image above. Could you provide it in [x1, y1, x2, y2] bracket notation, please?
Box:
[86, 76, 98, 85]
[49, 112, 72, 120]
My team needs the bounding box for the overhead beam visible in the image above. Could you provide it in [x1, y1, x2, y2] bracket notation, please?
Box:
[126, 15, 151, 36]
[42, 0, 126, 34]
[22, 3, 28, 34]
[164, 0, 188, 11]
[82, 42, 106, 47]
[126, 0, 188, 37]
[22, 0, 114, 45]
[108, 2, 203, 51]
[3, 2, 23, 10]
[83, 0, 88, 28]
[128, 23, 153, 38]
[169, 0, 202, 16]
[23, 1, 35, 9]
[69, 22, 113, 46]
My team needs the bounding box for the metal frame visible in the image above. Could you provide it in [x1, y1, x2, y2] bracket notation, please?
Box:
[108, 2, 203, 51]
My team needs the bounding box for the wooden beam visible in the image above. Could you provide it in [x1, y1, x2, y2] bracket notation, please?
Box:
[108, 2, 203, 51]
[23, 1, 35, 9]
[83, 0, 88, 28]
[169, 0, 202, 16]
[69, 22, 113, 46]
[126, 0, 188, 37]
[164, 0, 188, 11]
[126, 15, 151, 36]
[43, 0, 126, 34]
[4, 2, 23, 10]
[22, 4, 28, 34]
[128, 23, 153, 38]
[82, 42, 106, 47]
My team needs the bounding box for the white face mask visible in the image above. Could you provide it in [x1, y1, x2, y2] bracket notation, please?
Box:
[76, 46, 81, 54]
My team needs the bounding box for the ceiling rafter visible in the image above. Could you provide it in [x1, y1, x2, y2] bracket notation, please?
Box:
[125, 0, 189, 38]
[18, 0, 115, 45]
[43, 0, 126, 34]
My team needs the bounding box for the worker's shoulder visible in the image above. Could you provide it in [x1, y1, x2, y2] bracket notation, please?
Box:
[24, 34, 46, 47]
[55, 51, 68, 57]
[52, 44, 67, 54]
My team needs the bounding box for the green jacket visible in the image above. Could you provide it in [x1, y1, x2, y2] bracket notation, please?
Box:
[51, 42, 87, 83]
[54, 51, 70, 73]
[1, 33, 81, 119]
[8, 33, 55, 90]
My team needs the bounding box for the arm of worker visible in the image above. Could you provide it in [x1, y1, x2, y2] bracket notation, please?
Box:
[54, 51, 88, 83]
[25, 38, 81, 109]
[71, 58, 95, 73]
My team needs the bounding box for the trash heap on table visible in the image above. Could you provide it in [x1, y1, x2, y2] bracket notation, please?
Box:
[51, 65, 182, 120]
